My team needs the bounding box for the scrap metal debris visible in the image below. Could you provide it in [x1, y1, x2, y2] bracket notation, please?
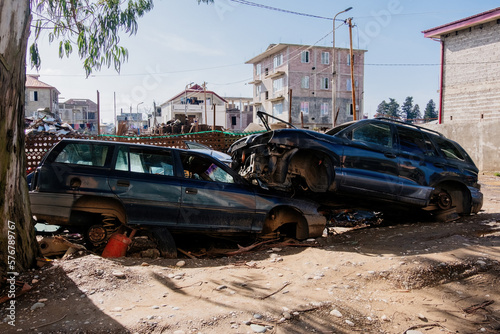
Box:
[25, 116, 75, 135]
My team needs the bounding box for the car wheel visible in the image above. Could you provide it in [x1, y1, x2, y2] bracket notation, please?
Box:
[435, 185, 471, 216]
[143, 227, 178, 258]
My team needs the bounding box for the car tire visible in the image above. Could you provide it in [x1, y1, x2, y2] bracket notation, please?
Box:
[144, 227, 178, 258]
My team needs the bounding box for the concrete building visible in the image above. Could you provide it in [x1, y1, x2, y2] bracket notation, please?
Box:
[246, 43, 366, 130]
[423, 7, 500, 123]
[159, 84, 227, 128]
[25, 74, 60, 118]
[224, 97, 253, 132]
[59, 99, 98, 133]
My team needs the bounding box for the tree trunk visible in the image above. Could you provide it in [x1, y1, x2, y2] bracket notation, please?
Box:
[0, 1, 40, 277]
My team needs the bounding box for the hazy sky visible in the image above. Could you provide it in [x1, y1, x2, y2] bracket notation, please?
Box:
[29, 0, 500, 123]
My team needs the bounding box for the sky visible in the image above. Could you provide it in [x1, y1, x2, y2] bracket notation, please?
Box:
[29, 0, 500, 124]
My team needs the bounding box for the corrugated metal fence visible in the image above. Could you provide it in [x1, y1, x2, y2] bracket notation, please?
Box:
[25, 130, 260, 173]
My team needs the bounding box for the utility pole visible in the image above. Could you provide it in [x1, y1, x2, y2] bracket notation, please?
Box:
[348, 18, 356, 121]
[97, 90, 101, 135]
[288, 89, 293, 127]
[332, 7, 353, 128]
[203, 82, 207, 125]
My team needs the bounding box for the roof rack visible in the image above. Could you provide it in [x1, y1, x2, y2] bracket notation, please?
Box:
[374, 117, 444, 137]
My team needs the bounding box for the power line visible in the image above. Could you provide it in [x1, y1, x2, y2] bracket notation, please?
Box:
[228, 0, 338, 21]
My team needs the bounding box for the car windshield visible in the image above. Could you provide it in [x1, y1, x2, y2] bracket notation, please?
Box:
[325, 122, 353, 136]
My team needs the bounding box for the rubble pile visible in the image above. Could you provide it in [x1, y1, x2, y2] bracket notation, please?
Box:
[25, 116, 75, 136]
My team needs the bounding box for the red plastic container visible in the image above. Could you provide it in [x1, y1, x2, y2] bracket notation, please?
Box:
[101, 233, 132, 258]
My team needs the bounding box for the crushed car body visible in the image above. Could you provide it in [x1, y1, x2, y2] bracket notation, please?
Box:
[228, 112, 483, 217]
[29, 139, 326, 255]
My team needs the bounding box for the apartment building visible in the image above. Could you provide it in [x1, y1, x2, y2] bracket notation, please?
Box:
[246, 43, 366, 129]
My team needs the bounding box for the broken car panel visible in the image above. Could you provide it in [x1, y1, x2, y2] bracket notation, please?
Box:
[228, 114, 483, 217]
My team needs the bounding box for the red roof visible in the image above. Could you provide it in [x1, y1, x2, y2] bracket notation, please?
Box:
[423, 7, 500, 38]
[25, 74, 60, 93]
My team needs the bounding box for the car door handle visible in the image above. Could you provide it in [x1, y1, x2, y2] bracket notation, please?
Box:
[384, 153, 397, 159]
[185, 188, 198, 195]
[117, 180, 130, 187]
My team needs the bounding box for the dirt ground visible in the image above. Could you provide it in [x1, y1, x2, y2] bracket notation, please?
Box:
[2, 175, 500, 334]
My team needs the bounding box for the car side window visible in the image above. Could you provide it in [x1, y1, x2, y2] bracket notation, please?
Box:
[54, 143, 109, 167]
[115, 146, 175, 176]
[433, 136, 465, 161]
[348, 123, 392, 148]
[181, 152, 235, 184]
[397, 127, 437, 157]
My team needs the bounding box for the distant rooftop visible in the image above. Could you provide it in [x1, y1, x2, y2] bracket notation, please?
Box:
[423, 7, 500, 38]
[25, 74, 60, 93]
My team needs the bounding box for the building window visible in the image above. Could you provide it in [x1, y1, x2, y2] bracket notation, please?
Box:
[30, 91, 38, 102]
[273, 102, 283, 116]
[301, 76, 310, 89]
[348, 103, 353, 115]
[301, 50, 310, 63]
[347, 54, 355, 66]
[273, 78, 283, 93]
[346, 79, 351, 91]
[300, 102, 309, 115]
[273, 54, 283, 68]
[255, 84, 261, 97]
[256, 63, 261, 77]
[232, 116, 237, 126]
[321, 103, 329, 116]
[321, 52, 329, 65]
[320, 77, 329, 90]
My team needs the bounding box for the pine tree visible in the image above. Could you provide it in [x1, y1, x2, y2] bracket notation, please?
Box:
[401, 96, 414, 122]
[375, 100, 389, 117]
[387, 98, 400, 119]
[424, 99, 438, 122]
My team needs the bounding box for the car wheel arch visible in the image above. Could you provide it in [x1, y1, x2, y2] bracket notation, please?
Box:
[286, 149, 337, 193]
[262, 205, 309, 240]
[71, 195, 128, 224]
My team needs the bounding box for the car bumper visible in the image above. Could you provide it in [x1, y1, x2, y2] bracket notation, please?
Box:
[469, 186, 483, 214]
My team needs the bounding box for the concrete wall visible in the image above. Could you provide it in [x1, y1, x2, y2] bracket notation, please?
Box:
[421, 120, 500, 173]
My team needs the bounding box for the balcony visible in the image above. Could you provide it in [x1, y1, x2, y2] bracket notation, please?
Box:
[265, 70, 285, 80]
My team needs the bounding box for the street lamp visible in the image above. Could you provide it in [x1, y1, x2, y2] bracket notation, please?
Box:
[136, 101, 144, 114]
[332, 6, 353, 128]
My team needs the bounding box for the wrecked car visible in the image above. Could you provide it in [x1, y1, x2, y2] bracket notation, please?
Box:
[228, 113, 483, 218]
[29, 139, 326, 256]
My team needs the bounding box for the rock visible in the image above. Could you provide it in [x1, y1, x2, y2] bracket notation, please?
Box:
[112, 271, 126, 279]
[381, 314, 390, 321]
[250, 324, 267, 333]
[173, 331, 185, 334]
[31, 302, 45, 310]
[111, 307, 123, 312]
[141, 262, 150, 266]
[38, 298, 48, 302]
[95, 269, 104, 276]
[345, 319, 355, 326]
[283, 312, 292, 319]
[330, 309, 342, 318]
[176, 260, 186, 267]
[417, 313, 427, 321]
[216, 285, 227, 291]
[152, 306, 160, 309]
[253, 313, 263, 319]
[406, 331, 424, 334]
[271, 248, 282, 252]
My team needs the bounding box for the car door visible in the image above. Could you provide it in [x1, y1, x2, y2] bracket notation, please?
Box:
[109, 145, 181, 226]
[394, 126, 437, 206]
[178, 151, 257, 232]
[338, 121, 401, 200]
